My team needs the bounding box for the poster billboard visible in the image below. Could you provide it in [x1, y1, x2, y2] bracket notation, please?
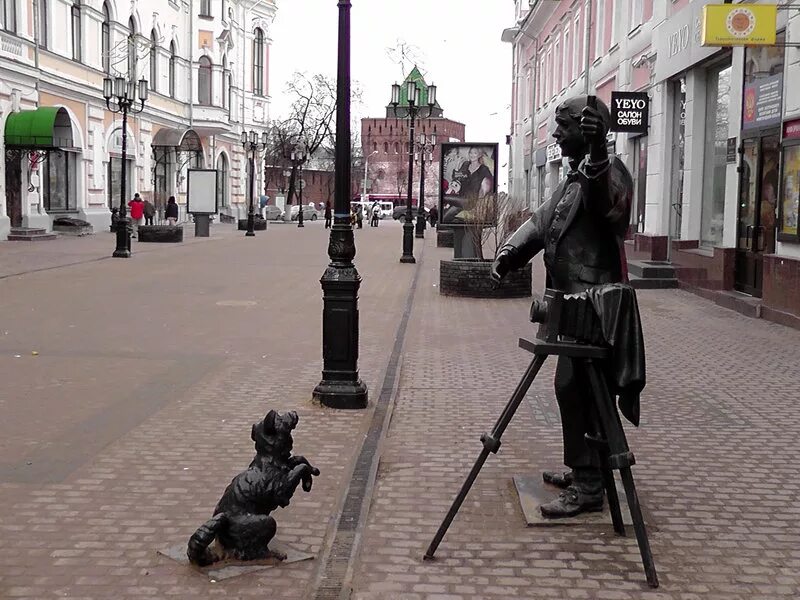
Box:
[187, 169, 218, 214]
[439, 142, 499, 226]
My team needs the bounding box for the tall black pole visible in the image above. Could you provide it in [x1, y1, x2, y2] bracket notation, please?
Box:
[415, 146, 426, 238]
[313, 0, 368, 409]
[297, 158, 305, 227]
[113, 106, 131, 258]
[400, 107, 416, 263]
[246, 151, 256, 236]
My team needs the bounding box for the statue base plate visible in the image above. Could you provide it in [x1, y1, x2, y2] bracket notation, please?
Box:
[157, 539, 313, 581]
[513, 473, 654, 529]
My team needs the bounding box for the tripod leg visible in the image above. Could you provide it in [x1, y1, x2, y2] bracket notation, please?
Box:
[424, 354, 548, 560]
[585, 360, 659, 589]
[580, 361, 625, 536]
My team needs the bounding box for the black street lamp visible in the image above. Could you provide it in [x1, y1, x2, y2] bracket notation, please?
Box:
[103, 75, 148, 258]
[414, 132, 436, 239]
[390, 79, 437, 264]
[291, 148, 307, 227]
[241, 129, 268, 237]
[312, 0, 368, 409]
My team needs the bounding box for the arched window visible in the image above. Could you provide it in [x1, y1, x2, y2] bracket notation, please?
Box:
[39, 0, 48, 48]
[127, 17, 137, 78]
[1, 0, 17, 33]
[198, 56, 212, 105]
[216, 154, 229, 207]
[149, 31, 158, 91]
[394, 142, 399, 154]
[71, 1, 82, 62]
[372, 141, 377, 152]
[252, 28, 264, 95]
[101, 2, 110, 73]
[383, 141, 388, 153]
[169, 41, 176, 98]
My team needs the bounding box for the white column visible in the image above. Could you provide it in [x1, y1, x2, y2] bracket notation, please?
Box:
[645, 80, 669, 235]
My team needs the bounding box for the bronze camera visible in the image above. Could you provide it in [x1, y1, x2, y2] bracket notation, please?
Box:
[529, 288, 604, 345]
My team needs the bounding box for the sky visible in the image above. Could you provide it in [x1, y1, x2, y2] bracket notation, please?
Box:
[268, 0, 513, 192]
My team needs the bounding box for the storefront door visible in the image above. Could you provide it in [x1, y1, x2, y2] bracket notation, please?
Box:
[4, 157, 22, 227]
[735, 133, 780, 296]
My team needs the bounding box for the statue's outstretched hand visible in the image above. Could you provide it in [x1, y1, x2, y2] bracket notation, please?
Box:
[490, 250, 511, 288]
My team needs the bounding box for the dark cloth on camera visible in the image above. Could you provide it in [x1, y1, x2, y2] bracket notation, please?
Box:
[584, 283, 646, 426]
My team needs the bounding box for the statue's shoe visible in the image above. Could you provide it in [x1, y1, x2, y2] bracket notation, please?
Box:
[540, 486, 603, 519]
[542, 470, 573, 489]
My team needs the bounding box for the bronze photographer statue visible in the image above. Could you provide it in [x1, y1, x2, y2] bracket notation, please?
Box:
[491, 95, 635, 519]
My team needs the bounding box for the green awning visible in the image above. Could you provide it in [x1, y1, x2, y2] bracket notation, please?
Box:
[4, 107, 74, 149]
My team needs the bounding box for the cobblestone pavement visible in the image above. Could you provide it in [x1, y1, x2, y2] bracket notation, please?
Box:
[1, 222, 800, 599]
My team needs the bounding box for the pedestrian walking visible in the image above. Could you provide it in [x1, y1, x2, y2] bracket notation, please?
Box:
[429, 205, 438, 227]
[259, 194, 269, 218]
[324, 201, 332, 228]
[356, 204, 363, 229]
[166, 196, 179, 225]
[143, 198, 156, 226]
[370, 201, 380, 227]
[128, 193, 145, 238]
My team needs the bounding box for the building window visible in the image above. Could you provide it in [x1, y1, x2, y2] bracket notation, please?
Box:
[700, 62, 732, 247]
[39, 0, 47, 48]
[252, 28, 264, 95]
[538, 55, 546, 107]
[169, 41, 176, 97]
[199, 0, 211, 17]
[44, 151, 77, 212]
[101, 2, 110, 73]
[71, 1, 82, 62]
[554, 36, 561, 94]
[394, 142, 399, 154]
[128, 17, 137, 78]
[384, 141, 388, 153]
[221, 0, 227, 21]
[222, 55, 229, 109]
[574, 12, 582, 77]
[1, 0, 17, 33]
[372, 141, 377, 152]
[149, 31, 158, 92]
[564, 28, 571, 84]
[217, 154, 229, 207]
[198, 56, 212, 105]
[629, 0, 643, 31]
[594, 0, 605, 59]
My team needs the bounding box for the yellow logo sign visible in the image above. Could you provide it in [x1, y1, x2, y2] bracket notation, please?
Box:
[701, 4, 777, 46]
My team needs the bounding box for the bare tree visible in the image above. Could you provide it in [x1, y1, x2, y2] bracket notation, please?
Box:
[463, 192, 521, 260]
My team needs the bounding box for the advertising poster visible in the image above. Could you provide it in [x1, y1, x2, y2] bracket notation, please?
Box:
[743, 74, 783, 131]
[702, 4, 777, 46]
[780, 145, 800, 237]
[439, 143, 499, 226]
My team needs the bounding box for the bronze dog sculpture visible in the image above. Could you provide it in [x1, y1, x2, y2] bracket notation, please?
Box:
[187, 410, 319, 566]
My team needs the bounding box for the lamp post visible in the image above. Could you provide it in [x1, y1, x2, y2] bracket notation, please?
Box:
[291, 148, 307, 227]
[390, 79, 437, 263]
[313, 0, 368, 409]
[414, 132, 436, 239]
[103, 75, 148, 258]
[241, 129, 269, 237]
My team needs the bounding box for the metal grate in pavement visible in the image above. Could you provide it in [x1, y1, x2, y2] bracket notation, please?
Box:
[312, 245, 425, 600]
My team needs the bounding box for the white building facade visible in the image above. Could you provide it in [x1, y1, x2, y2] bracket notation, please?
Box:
[0, 0, 276, 239]
[505, 0, 800, 327]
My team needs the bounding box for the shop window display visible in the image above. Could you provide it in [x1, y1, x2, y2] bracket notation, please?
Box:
[701, 62, 732, 247]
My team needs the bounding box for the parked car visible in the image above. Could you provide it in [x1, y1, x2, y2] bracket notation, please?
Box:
[392, 206, 428, 221]
[263, 205, 283, 220]
[290, 204, 319, 221]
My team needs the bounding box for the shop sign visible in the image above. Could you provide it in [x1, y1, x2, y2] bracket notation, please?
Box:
[726, 138, 737, 164]
[610, 92, 649, 134]
[654, 0, 719, 83]
[784, 119, 800, 140]
[546, 142, 562, 163]
[701, 4, 777, 47]
[742, 73, 783, 131]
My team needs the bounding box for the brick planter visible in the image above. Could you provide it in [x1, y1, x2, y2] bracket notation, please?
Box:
[437, 228, 454, 248]
[238, 218, 267, 231]
[138, 225, 183, 243]
[439, 258, 532, 298]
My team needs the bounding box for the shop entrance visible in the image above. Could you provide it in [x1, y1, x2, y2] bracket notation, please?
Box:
[735, 132, 780, 296]
[4, 156, 22, 227]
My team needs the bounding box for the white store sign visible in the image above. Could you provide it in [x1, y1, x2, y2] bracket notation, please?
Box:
[654, 0, 719, 83]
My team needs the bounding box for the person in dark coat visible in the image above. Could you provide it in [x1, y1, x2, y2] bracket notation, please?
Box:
[324, 201, 332, 228]
[428, 205, 438, 227]
[143, 199, 156, 225]
[491, 95, 634, 519]
[165, 196, 179, 225]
